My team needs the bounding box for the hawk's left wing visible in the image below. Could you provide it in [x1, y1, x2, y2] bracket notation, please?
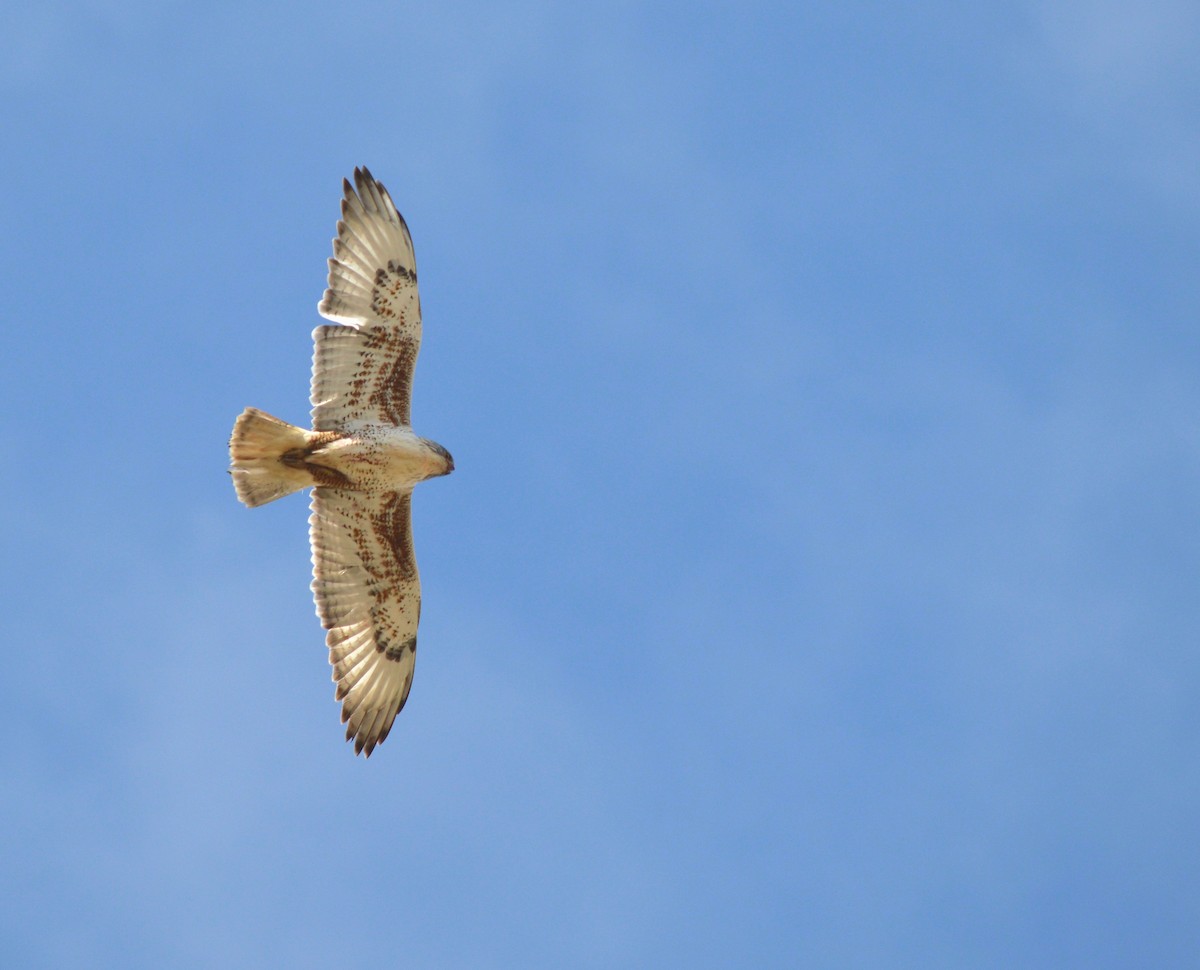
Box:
[311, 167, 421, 432]
[309, 486, 420, 756]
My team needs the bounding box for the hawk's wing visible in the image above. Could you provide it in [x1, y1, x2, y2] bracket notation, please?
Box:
[311, 167, 421, 431]
[309, 487, 420, 756]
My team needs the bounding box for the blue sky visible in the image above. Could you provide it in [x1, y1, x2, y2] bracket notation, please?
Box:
[3, 1, 1199, 966]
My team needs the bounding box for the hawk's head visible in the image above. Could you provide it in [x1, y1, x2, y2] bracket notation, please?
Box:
[421, 439, 455, 478]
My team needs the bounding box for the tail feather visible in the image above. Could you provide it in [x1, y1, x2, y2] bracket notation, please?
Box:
[229, 407, 313, 507]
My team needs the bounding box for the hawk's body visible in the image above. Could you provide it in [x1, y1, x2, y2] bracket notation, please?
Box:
[229, 168, 452, 757]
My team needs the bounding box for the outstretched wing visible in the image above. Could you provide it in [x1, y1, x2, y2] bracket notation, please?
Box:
[309, 487, 421, 756]
[311, 167, 421, 431]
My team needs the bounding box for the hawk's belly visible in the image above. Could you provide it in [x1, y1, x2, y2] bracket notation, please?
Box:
[310, 427, 437, 492]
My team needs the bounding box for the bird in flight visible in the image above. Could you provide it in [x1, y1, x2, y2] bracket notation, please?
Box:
[229, 168, 453, 757]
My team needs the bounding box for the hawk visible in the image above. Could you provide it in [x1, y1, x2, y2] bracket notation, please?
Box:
[229, 168, 453, 757]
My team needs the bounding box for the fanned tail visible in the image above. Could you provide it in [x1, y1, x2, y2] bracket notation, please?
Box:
[229, 407, 313, 507]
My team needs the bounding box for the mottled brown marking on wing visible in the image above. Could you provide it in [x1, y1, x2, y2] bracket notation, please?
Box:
[317, 491, 420, 659]
[371, 338, 417, 427]
[372, 491, 417, 584]
[384, 636, 417, 661]
[370, 260, 418, 322]
[313, 324, 417, 429]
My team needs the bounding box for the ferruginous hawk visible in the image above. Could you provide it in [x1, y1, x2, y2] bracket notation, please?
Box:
[229, 168, 453, 757]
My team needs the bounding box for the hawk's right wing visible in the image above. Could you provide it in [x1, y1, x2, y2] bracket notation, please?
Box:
[310, 167, 422, 431]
